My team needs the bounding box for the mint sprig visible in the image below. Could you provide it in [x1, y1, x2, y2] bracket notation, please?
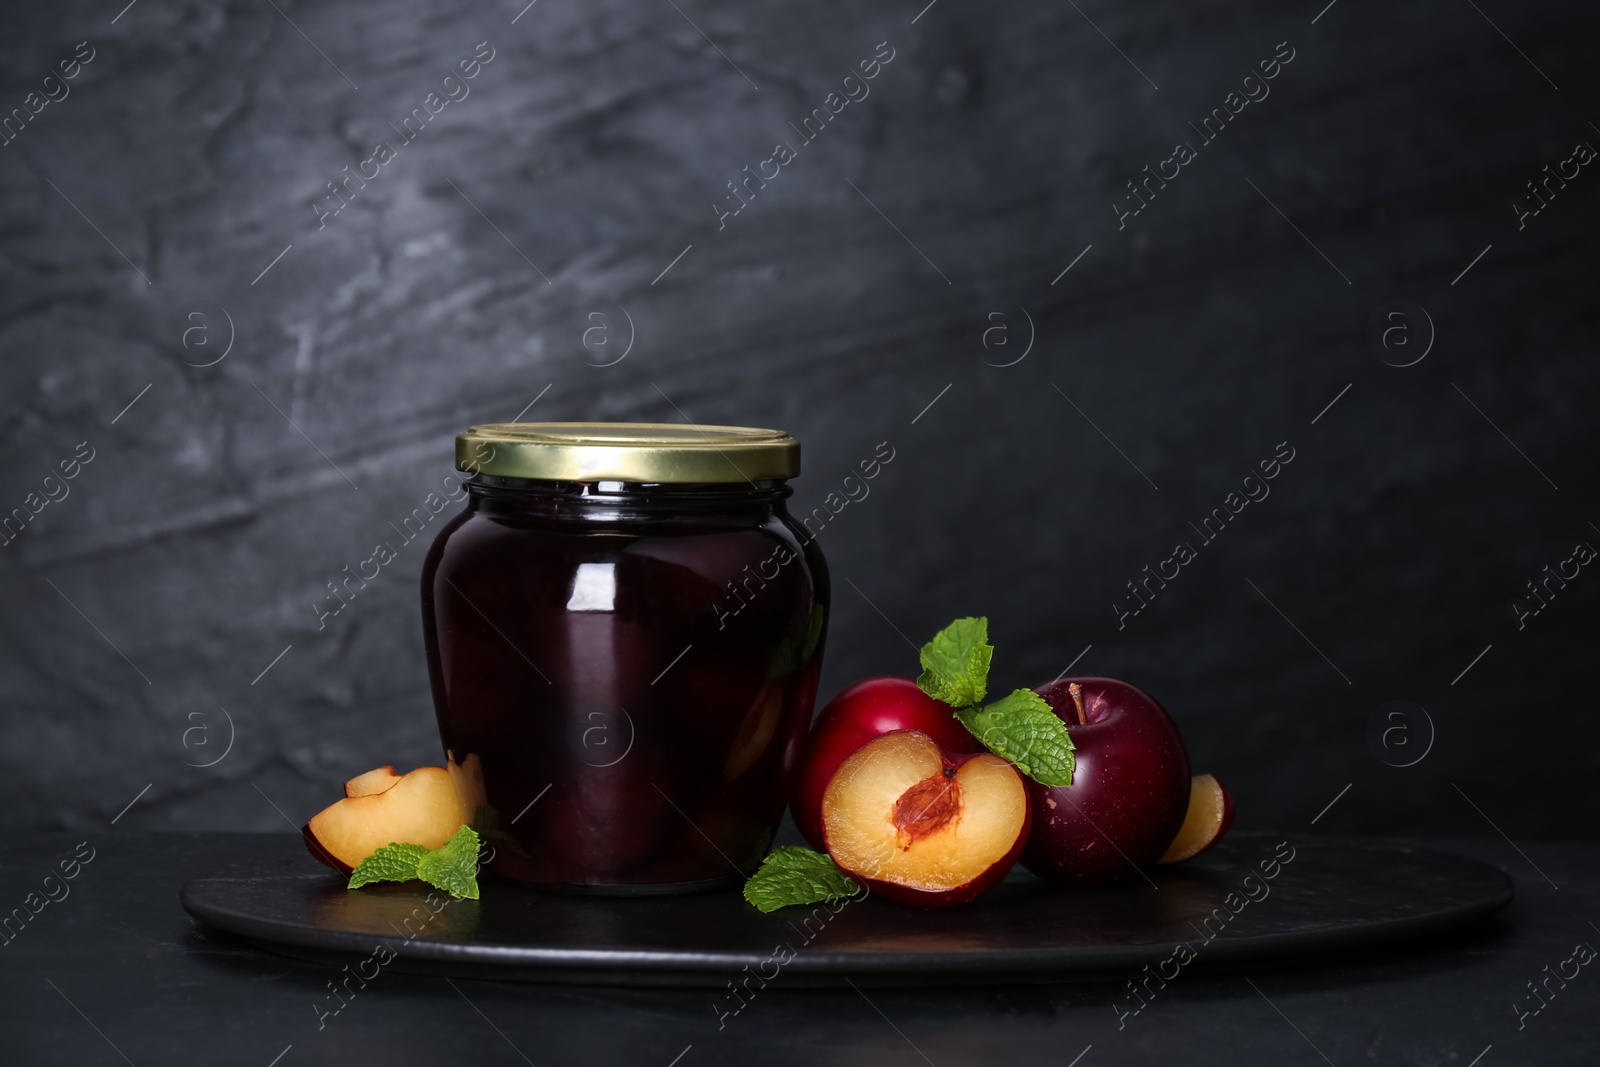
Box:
[416, 826, 482, 899]
[916, 617, 1076, 787]
[956, 688, 1075, 786]
[743, 845, 861, 913]
[916, 616, 992, 707]
[347, 825, 482, 899]
[347, 842, 429, 888]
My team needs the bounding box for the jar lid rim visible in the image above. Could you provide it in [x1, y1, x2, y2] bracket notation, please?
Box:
[456, 421, 800, 483]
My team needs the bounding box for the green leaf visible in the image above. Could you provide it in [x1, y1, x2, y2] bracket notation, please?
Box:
[345, 826, 481, 899]
[956, 688, 1076, 786]
[347, 842, 429, 889]
[915, 617, 992, 708]
[416, 825, 482, 900]
[742, 846, 861, 913]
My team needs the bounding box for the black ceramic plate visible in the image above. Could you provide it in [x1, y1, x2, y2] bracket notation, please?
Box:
[180, 834, 1512, 987]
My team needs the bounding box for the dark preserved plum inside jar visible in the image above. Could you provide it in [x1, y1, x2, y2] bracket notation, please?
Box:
[421, 423, 828, 894]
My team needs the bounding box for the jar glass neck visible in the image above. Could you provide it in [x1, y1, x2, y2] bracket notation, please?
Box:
[466, 474, 792, 520]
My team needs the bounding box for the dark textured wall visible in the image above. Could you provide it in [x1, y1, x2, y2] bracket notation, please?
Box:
[1, 0, 1595, 843]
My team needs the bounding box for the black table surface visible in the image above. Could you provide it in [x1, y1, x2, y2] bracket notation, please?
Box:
[2, 832, 1594, 1065]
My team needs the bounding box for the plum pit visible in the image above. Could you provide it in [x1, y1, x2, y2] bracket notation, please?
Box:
[890, 768, 961, 849]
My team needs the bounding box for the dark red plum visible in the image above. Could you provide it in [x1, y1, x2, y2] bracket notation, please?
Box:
[790, 677, 983, 850]
[1021, 677, 1191, 886]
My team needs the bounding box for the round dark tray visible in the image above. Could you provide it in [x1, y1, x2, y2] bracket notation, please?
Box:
[180, 834, 1512, 987]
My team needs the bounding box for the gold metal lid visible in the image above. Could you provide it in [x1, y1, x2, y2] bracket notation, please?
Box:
[456, 422, 800, 483]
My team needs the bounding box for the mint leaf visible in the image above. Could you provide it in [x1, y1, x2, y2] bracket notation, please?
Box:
[416, 825, 482, 900]
[742, 846, 861, 913]
[345, 826, 481, 899]
[347, 842, 429, 889]
[916, 617, 992, 708]
[956, 688, 1076, 786]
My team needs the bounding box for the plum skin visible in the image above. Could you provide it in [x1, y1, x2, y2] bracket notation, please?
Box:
[1021, 677, 1191, 886]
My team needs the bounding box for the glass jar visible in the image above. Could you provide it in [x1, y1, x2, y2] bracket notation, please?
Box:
[421, 423, 828, 894]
